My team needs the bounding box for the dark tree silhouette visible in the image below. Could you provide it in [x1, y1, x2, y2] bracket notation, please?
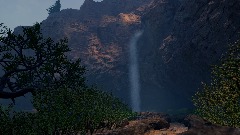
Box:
[0, 23, 85, 102]
[46, 0, 61, 15]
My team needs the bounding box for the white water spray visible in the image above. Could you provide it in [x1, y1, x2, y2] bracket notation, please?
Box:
[129, 31, 143, 112]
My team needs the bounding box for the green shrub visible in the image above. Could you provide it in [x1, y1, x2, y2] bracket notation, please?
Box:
[192, 41, 240, 127]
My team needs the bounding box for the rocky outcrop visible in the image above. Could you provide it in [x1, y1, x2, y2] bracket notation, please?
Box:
[94, 112, 170, 135]
[99, 118, 169, 135]
[94, 113, 240, 135]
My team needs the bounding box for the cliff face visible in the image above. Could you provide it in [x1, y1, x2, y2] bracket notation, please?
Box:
[13, 0, 240, 112]
[139, 0, 240, 111]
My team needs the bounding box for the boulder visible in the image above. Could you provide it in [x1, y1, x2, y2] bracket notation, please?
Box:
[180, 115, 240, 135]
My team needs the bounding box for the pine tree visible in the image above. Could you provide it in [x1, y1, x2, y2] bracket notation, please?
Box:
[46, 0, 61, 15]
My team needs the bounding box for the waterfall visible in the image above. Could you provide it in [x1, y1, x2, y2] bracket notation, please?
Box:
[129, 31, 143, 112]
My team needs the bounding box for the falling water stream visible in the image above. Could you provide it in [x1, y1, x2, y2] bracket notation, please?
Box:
[129, 31, 143, 112]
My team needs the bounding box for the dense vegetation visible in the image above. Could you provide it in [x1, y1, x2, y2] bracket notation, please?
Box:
[193, 40, 240, 127]
[0, 23, 136, 135]
[0, 86, 135, 134]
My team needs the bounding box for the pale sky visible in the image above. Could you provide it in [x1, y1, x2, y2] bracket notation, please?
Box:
[0, 0, 102, 31]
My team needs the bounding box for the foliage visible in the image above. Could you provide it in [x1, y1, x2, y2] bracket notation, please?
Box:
[0, 22, 84, 99]
[46, 0, 61, 15]
[0, 86, 136, 135]
[32, 85, 136, 134]
[0, 104, 13, 134]
[192, 40, 240, 127]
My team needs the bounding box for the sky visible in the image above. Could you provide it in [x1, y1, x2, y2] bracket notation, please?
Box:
[0, 0, 102, 31]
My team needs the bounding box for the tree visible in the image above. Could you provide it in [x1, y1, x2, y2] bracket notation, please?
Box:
[0, 22, 85, 101]
[192, 40, 240, 127]
[46, 0, 61, 15]
[0, 22, 136, 134]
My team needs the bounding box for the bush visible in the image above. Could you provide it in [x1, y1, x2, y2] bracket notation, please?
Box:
[0, 104, 37, 135]
[192, 41, 240, 127]
[0, 104, 13, 134]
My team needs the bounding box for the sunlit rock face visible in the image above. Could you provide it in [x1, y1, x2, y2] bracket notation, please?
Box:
[12, 0, 240, 112]
[17, 0, 153, 106]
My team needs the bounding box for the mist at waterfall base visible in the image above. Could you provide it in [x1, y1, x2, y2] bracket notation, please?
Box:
[129, 31, 143, 112]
